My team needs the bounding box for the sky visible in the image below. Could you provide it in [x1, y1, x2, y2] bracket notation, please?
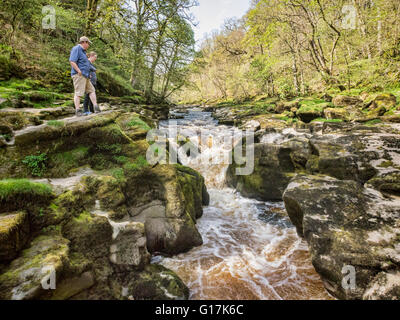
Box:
[190, 0, 251, 45]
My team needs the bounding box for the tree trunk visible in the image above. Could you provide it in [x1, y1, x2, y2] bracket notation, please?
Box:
[85, 0, 99, 35]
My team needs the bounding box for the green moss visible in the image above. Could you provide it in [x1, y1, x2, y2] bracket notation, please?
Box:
[123, 156, 149, 174]
[365, 119, 382, 126]
[378, 161, 394, 168]
[113, 156, 129, 164]
[74, 211, 93, 224]
[49, 147, 88, 176]
[97, 143, 123, 155]
[0, 179, 52, 202]
[47, 120, 64, 127]
[127, 117, 151, 131]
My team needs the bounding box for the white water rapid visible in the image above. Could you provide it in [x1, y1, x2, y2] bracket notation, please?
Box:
[153, 108, 332, 300]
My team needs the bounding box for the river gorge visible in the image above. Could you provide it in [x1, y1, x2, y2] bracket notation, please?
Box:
[155, 108, 332, 300]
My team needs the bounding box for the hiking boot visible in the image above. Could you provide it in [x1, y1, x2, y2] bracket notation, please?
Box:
[83, 111, 92, 116]
[75, 109, 83, 117]
[94, 105, 101, 113]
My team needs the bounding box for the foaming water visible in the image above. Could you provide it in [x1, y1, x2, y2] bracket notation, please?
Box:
[156, 108, 332, 300]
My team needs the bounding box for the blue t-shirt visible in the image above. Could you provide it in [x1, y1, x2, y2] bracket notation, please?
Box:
[89, 63, 97, 86]
[69, 45, 91, 78]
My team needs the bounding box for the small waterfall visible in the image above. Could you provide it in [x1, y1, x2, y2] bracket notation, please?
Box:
[155, 108, 331, 300]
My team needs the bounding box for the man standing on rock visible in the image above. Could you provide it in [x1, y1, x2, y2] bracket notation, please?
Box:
[69, 36, 101, 117]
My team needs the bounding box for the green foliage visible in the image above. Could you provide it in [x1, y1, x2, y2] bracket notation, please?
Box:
[22, 152, 48, 177]
[0, 179, 52, 202]
[176, 0, 400, 103]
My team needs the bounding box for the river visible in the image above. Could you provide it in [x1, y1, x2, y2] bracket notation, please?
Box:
[153, 108, 332, 300]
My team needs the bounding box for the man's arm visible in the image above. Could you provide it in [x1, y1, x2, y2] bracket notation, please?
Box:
[70, 61, 82, 76]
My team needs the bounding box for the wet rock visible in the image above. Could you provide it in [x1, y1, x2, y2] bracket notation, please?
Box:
[241, 120, 261, 131]
[283, 175, 400, 300]
[0, 212, 30, 262]
[145, 216, 202, 255]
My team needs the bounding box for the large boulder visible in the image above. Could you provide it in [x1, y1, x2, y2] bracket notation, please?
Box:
[126, 165, 207, 255]
[370, 93, 397, 110]
[283, 175, 400, 300]
[307, 134, 379, 183]
[227, 142, 298, 201]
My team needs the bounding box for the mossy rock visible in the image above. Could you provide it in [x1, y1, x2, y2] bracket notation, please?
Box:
[61, 212, 112, 260]
[227, 143, 297, 201]
[81, 175, 126, 211]
[332, 95, 363, 107]
[324, 107, 350, 121]
[0, 179, 54, 213]
[126, 264, 189, 300]
[297, 104, 328, 123]
[29, 202, 67, 235]
[0, 235, 70, 300]
[368, 171, 400, 196]
[0, 211, 30, 262]
[371, 93, 397, 110]
[276, 100, 299, 114]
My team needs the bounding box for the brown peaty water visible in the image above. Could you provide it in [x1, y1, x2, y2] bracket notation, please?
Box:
[155, 109, 332, 300]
